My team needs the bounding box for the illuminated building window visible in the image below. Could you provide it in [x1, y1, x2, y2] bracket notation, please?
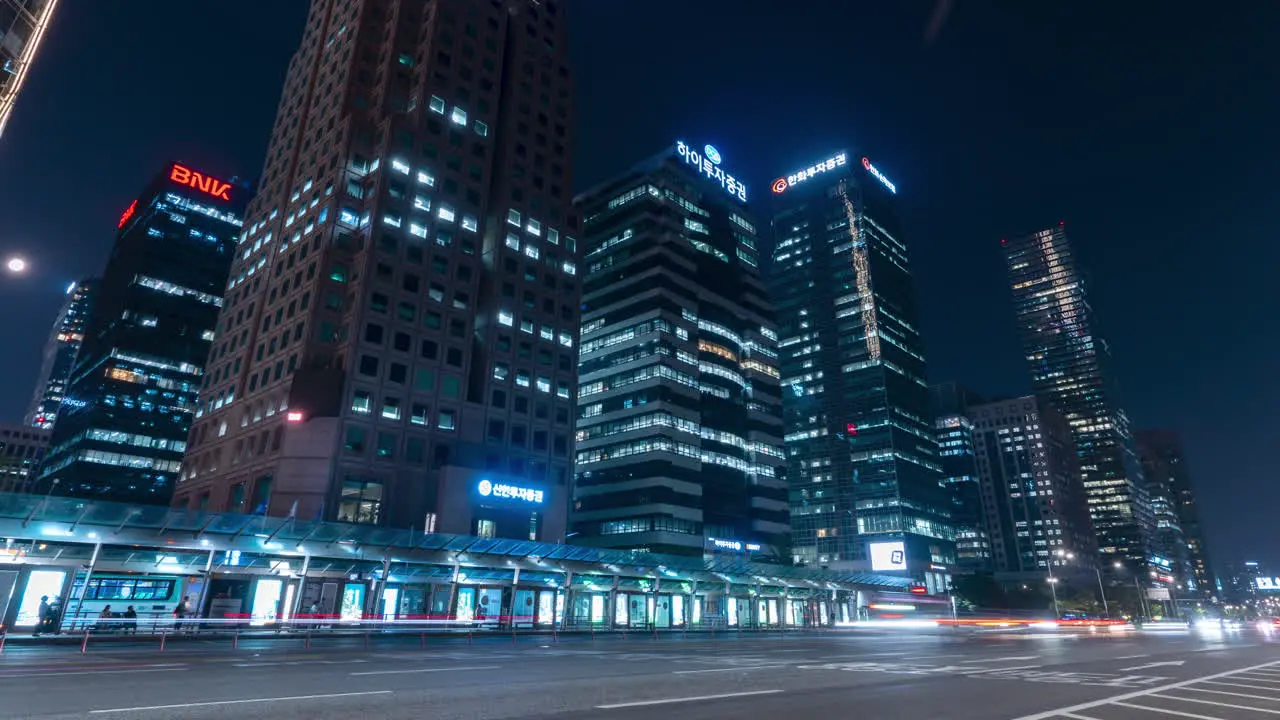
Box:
[474, 121, 488, 137]
[450, 107, 467, 126]
[428, 96, 445, 114]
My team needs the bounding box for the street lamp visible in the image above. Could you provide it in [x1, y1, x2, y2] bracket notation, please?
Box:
[4, 256, 27, 274]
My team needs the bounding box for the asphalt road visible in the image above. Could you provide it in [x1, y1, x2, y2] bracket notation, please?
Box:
[2, 627, 1279, 719]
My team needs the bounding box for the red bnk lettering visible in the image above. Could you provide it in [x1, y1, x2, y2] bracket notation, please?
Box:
[169, 163, 232, 201]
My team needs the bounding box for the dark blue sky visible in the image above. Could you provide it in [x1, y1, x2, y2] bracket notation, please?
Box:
[2, 1, 1276, 571]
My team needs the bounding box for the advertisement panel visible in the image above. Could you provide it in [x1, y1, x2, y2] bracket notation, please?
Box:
[870, 541, 908, 572]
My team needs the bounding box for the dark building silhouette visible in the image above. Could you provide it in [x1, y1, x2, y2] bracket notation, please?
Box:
[571, 141, 788, 557]
[36, 163, 246, 504]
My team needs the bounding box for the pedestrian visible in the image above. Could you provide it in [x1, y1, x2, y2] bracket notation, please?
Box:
[174, 595, 191, 633]
[33, 595, 49, 636]
[98, 605, 113, 633]
[124, 606, 137, 635]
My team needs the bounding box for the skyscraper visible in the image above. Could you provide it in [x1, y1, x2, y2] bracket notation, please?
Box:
[0, 423, 49, 493]
[36, 162, 245, 504]
[25, 278, 96, 429]
[931, 382, 990, 573]
[571, 141, 788, 557]
[769, 152, 952, 588]
[178, 0, 580, 543]
[1136, 429, 1215, 598]
[1003, 224, 1149, 564]
[0, 0, 58, 140]
[969, 395, 1096, 575]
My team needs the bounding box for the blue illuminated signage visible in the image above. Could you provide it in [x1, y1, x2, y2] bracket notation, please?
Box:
[676, 140, 747, 202]
[477, 478, 544, 504]
[708, 537, 762, 552]
[861, 157, 897, 194]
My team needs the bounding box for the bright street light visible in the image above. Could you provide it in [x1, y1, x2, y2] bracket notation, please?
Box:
[4, 256, 27, 274]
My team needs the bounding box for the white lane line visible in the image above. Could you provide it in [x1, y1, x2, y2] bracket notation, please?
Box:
[0, 667, 187, 679]
[1182, 686, 1280, 701]
[957, 655, 1038, 664]
[672, 664, 789, 675]
[1061, 714, 1105, 720]
[1153, 693, 1280, 714]
[350, 665, 500, 677]
[1112, 700, 1228, 719]
[597, 689, 783, 709]
[89, 691, 393, 714]
[1202, 679, 1280, 692]
[1008, 660, 1280, 720]
[1117, 654, 1151, 660]
[1233, 673, 1280, 683]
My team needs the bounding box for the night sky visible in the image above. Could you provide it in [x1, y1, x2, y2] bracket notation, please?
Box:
[2, 1, 1276, 571]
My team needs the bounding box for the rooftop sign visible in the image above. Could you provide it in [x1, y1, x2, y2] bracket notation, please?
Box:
[169, 163, 233, 201]
[772, 152, 848, 194]
[676, 140, 747, 202]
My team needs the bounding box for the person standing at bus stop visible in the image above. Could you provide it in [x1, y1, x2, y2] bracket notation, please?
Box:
[174, 596, 191, 634]
[33, 596, 50, 636]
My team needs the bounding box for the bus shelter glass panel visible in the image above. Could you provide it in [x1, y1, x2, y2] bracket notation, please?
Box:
[768, 599, 779, 626]
[341, 583, 365, 621]
[591, 595, 606, 624]
[537, 590, 555, 625]
[672, 595, 684, 626]
[654, 595, 671, 627]
[251, 578, 283, 626]
[17, 569, 66, 628]
[475, 588, 501, 625]
[513, 589, 535, 627]
[614, 593, 628, 626]
[628, 594, 648, 626]
[381, 588, 399, 619]
[456, 587, 476, 622]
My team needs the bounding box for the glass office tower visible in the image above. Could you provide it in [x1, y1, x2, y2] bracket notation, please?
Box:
[36, 162, 246, 504]
[0, 0, 59, 139]
[931, 382, 990, 573]
[1003, 224, 1150, 564]
[769, 152, 952, 587]
[178, 1, 580, 543]
[25, 278, 97, 429]
[1136, 429, 1215, 598]
[572, 141, 789, 558]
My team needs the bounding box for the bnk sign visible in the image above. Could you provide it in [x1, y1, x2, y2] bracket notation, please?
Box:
[170, 163, 233, 201]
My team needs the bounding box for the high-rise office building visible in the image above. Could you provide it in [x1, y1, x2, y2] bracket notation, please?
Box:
[1136, 429, 1215, 598]
[969, 395, 1096, 575]
[931, 382, 990, 573]
[25, 278, 97, 429]
[0, 0, 58, 140]
[571, 141, 788, 557]
[35, 162, 245, 504]
[0, 423, 49, 493]
[1003, 224, 1149, 563]
[769, 152, 952, 587]
[178, 0, 580, 544]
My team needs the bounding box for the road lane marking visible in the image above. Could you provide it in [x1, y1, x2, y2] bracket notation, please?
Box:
[1233, 673, 1280, 683]
[350, 664, 500, 676]
[1153, 693, 1280, 714]
[1008, 660, 1280, 720]
[0, 667, 187, 679]
[1122, 660, 1185, 671]
[597, 689, 783, 709]
[1061, 714, 1105, 720]
[1182, 686, 1280, 701]
[89, 691, 393, 714]
[1112, 700, 1228, 719]
[673, 664, 789, 674]
[958, 655, 1038, 664]
[1117, 654, 1150, 660]
[1201, 679, 1280, 692]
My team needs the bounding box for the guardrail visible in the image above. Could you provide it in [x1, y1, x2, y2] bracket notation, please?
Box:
[0, 613, 832, 654]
